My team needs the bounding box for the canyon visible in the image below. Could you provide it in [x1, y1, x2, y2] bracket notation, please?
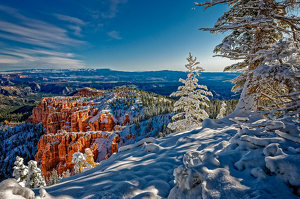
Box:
[25, 87, 173, 179]
[35, 131, 121, 178]
[30, 88, 126, 178]
[0, 86, 173, 181]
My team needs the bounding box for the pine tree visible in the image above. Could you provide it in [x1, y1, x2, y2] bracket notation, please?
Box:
[168, 53, 213, 131]
[216, 101, 227, 119]
[13, 156, 28, 187]
[25, 160, 46, 188]
[252, 38, 300, 118]
[195, 0, 300, 113]
[47, 168, 62, 186]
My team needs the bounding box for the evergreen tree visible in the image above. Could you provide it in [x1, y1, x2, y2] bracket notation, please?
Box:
[216, 101, 227, 119]
[251, 38, 300, 118]
[47, 168, 62, 186]
[196, 0, 300, 113]
[25, 160, 46, 188]
[13, 156, 28, 187]
[72, 152, 86, 174]
[168, 53, 213, 131]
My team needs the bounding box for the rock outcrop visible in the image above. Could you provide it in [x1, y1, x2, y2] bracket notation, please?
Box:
[35, 131, 121, 179]
[74, 87, 104, 97]
[29, 97, 116, 134]
[30, 92, 123, 178]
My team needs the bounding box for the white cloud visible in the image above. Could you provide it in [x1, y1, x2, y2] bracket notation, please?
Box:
[0, 5, 86, 69]
[101, 0, 128, 18]
[54, 14, 87, 36]
[107, 31, 122, 40]
[54, 14, 86, 25]
[0, 47, 84, 68]
[0, 55, 20, 64]
[0, 20, 85, 48]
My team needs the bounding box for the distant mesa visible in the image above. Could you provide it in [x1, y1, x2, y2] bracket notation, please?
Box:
[0, 73, 29, 79]
[74, 87, 104, 97]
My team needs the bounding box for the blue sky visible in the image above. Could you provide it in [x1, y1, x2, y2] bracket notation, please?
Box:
[0, 0, 236, 72]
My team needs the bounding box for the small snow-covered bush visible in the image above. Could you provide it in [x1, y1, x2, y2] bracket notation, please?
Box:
[216, 101, 227, 119]
[173, 165, 203, 191]
[13, 156, 28, 187]
[72, 148, 99, 174]
[25, 160, 46, 188]
[143, 142, 161, 153]
[72, 152, 86, 174]
[47, 169, 63, 186]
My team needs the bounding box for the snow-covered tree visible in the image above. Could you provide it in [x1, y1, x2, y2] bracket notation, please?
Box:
[62, 169, 71, 177]
[252, 39, 300, 118]
[12, 156, 28, 187]
[71, 149, 99, 174]
[72, 152, 86, 174]
[168, 53, 213, 131]
[216, 101, 227, 119]
[25, 160, 45, 188]
[195, 0, 300, 113]
[47, 169, 62, 186]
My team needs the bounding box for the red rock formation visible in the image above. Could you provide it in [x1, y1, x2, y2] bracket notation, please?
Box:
[111, 133, 120, 154]
[35, 131, 121, 179]
[74, 87, 104, 97]
[122, 114, 130, 125]
[31, 91, 135, 179]
[29, 97, 115, 134]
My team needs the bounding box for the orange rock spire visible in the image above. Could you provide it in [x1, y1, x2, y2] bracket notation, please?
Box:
[30, 92, 126, 179]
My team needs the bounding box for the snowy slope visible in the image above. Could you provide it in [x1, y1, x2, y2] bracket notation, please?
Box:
[38, 113, 299, 199]
[1, 113, 298, 199]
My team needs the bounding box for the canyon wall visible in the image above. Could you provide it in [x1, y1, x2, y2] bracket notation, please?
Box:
[30, 90, 123, 178]
[35, 131, 121, 179]
[29, 97, 115, 134]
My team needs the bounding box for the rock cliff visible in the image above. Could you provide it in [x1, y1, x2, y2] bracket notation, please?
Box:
[29, 97, 115, 134]
[35, 131, 121, 179]
[30, 92, 120, 178]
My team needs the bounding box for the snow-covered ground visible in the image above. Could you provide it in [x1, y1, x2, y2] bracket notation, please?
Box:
[1, 113, 299, 199]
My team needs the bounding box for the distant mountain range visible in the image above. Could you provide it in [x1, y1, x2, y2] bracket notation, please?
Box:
[0, 69, 241, 99]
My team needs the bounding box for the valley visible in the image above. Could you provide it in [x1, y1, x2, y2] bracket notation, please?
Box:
[0, 69, 240, 123]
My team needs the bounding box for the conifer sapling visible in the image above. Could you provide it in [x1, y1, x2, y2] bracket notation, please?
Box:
[216, 101, 227, 119]
[168, 53, 212, 131]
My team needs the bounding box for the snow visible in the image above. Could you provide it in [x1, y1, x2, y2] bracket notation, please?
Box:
[118, 137, 157, 152]
[0, 179, 74, 199]
[274, 130, 300, 144]
[0, 179, 35, 199]
[2, 106, 298, 198]
[34, 112, 300, 199]
[265, 154, 300, 187]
